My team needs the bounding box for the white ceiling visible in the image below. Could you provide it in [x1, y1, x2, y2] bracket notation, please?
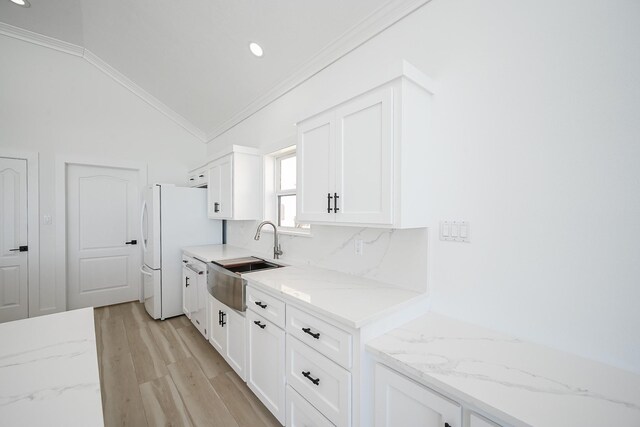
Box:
[0, 0, 398, 140]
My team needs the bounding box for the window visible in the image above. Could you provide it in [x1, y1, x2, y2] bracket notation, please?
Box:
[274, 148, 309, 232]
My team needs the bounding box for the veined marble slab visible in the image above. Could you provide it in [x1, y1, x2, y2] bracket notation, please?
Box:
[243, 265, 427, 328]
[366, 312, 640, 427]
[0, 308, 103, 426]
[182, 244, 256, 263]
[183, 244, 428, 328]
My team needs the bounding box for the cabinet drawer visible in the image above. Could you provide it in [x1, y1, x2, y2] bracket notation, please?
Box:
[470, 413, 501, 427]
[286, 385, 334, 427]
[287, 305, 352, 369]
[246, 285, 285, 329]
[287, 335, 351, 427]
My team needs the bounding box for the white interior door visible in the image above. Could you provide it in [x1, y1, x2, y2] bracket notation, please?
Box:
[0, 158, 28, 323]
[67, 164, 141, 309]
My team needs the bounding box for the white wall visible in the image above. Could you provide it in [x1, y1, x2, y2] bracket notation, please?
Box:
[207, 0, 640, 373]
[0, 35, 206, 316]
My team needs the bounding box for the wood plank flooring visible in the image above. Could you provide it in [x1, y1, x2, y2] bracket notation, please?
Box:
[95, 302, 281, 427]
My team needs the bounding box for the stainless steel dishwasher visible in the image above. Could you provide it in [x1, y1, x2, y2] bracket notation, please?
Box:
[207, 257, 283, 311]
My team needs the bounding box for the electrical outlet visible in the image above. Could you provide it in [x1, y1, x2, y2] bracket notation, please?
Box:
[354, 239, 364, 255]
[440, 221, 470, 242]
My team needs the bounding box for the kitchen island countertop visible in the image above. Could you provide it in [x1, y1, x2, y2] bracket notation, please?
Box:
[0, 308, 103, 426]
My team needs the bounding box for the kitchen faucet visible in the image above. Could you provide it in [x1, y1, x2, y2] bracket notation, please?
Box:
[254, 221, 283, 259]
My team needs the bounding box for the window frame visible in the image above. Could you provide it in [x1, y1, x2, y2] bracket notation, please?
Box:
[272, 147, 310, 235]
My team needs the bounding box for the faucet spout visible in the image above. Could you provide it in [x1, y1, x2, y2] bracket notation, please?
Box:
[254, 221, 283, 260]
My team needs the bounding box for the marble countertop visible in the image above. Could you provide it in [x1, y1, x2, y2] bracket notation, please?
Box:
[183, 244, 428, 329]
[182, 244, 256, 263]
[366, 312, 640, 427]
[0, 308, 103, 426]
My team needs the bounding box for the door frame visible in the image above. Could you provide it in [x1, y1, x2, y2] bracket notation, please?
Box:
[55, 156, 147, 311]
[0, 150, 40, 318]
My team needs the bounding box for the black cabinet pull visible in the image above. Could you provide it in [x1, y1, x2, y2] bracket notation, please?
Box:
[182, 260, 188, 263]
[255, 301, 267, 309]
[221, 311, 226, 327]
[218, 310, 222, 326]
[302, 327, 320, 339]
[9, 246, 28, 252]
[334, 193, 339, 212]
[125, 240, 137, 245]
[185, 277, 190, 287]
[214, 202, 220, 213]
[199, 174, 205, 178]
[189, 178, 195, 181]
[327, 193, 333, 213]
[445, 424, 451, 427]
[254, 320, 266, 329]
[302, 371, 320, 386]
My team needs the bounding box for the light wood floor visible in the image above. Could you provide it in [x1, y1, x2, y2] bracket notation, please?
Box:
[94, 301, 281, 427]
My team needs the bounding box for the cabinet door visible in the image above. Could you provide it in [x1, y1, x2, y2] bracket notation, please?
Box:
[182, 267, 192, 319]
[208, 295, 225, 354]
[297, 111, 335, 223]
[375, 364, 461, 427]
[334, 87, 393, 225]
[225, 308, 246, 381]
[191, 271, 208, 338]
[208, 155, 233, 219]
[246, 310, 286, 424]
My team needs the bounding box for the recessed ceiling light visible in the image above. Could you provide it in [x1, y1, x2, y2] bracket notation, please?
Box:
[249, 42, 263, 58]
[9, 0, 31, 7]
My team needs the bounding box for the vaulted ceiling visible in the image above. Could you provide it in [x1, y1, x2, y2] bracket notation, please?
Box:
[0, 0, 417, 142]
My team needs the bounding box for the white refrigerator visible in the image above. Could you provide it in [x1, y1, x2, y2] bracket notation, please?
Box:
[140, 184, 222, 319]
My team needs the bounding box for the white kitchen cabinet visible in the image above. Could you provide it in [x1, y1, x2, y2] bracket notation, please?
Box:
[374, 363, 461, 427]
[246, 308, 286, 425]
[208, 295, 246, 380]
[187, 166, 208, 188]
[469, 413, 501, 427]
[297, 72, 433, 228]
[184, 258, 208, 339]
[181, 260, 195, 320]
[287, 385, 334, 427]
[207, 145, 262, 220]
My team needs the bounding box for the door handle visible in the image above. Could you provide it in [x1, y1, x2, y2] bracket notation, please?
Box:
[220, 311, 226, 327]
[302, 371, 320, 386]
[327, 193, 333, 213]
[302, 327, 320, 339]
[125, 240, 137, 245]
[9, 246, 28, 252]
[185, 277, 190, 287]
[140, 266, 153, 277]
[334, 193, 339, 212]
[214, 202, 220, 213]
[253, 320, 266, 329]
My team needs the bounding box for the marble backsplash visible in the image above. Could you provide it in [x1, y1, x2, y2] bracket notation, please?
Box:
[226, 221, 429, 293]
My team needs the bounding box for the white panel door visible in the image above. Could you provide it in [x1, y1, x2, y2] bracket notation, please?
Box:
[375, 363, 461, 427]
[0, 158, 28, 323]
[297, 111, 335, 223]
[208, 295, 224, 353]
[67, 164, 141, 309]
[335, 87, 394, 225]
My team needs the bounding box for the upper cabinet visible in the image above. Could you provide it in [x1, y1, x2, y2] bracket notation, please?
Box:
[297, 65, 433, 228]
[206, 145, 263, 220]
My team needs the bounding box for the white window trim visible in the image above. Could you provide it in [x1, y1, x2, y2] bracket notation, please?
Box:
[264, 145, 311, 237]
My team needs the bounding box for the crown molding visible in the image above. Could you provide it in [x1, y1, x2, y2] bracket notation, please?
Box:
[204, 0, 433, 142]
[0, 22, 84, 56]
[82, 50, 207, 141]
[1, 22, 207, 142]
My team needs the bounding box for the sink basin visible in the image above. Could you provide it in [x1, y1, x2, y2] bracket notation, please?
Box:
[225, 260, 283, 274]
[207, 257, 284, 311]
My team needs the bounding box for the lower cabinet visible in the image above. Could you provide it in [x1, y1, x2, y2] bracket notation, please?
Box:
[183, 256, 207, 338]
[208, 295, 246, 380]
[374, 363, 462, 427]
[286, 385, 334, 427]
[246, 309, 286, 425]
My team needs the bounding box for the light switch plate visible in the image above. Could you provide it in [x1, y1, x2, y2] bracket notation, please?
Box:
[440, 221, 470, 242]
